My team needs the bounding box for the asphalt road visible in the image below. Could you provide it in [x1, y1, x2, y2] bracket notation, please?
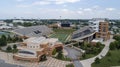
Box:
[64, 47, 83, 67]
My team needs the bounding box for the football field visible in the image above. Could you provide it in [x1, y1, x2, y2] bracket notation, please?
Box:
[50, 33, 70, 42]
[49, 29, 75, 42]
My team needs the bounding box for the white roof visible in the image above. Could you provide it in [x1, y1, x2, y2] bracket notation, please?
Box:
[24, 37, 46, 44]
[92, 40, 100, 42]
[24, 37, 59, 45]
[92, 38, 103, 43]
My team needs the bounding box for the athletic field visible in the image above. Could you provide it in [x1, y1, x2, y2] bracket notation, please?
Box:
[49, 29, 75, 42]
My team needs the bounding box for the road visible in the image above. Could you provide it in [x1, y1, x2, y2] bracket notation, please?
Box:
[80, 36, 114, 67]
[64, 47, 83, 67]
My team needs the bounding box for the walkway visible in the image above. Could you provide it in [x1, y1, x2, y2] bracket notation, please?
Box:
[80, 37, 114, 67]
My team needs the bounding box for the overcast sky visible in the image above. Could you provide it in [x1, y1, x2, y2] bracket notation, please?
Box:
[0, 0, 120, 19]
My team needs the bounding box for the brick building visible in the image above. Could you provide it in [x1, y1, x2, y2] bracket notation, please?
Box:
[89, 19, 110, 41]
[13, 37, 63, 62]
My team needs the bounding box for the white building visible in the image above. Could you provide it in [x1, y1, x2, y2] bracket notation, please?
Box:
[23, 37, 59, 49]
[89, 18, 107, 32]
[13, 19, 35, 23]
[13, 20, 24, 23]
[0, 21, 13, 30]
[0, 21, 7, 26]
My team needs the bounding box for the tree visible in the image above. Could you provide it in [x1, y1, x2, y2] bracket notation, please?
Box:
[113, 35, 120, 41]
[56, 51, 64, 60]
[13, 44, 17, 49]
[1, 35, 7, 40]
[109, 42, 116, 50]
[96, 42, 101, 48]
[52, 48, 57, 55]
[82, 53, 86, 58]
[6, 46, 12, 52]
[0, 38, 7, 46]
[56, 46, 63, 52]
[95, 57, 100, 64]
[7, 35, 12, 42]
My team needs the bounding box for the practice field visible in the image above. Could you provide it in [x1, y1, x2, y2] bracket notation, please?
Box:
[49, 29, 75, 42]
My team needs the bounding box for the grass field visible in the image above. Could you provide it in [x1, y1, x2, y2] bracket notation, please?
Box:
[49, 28, 75, 42]
[92, 50, 120, 67]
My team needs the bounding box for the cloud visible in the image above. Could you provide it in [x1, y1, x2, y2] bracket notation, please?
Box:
[106, 8, 116, 11]
[16, 0, 25, 2]
[83, 8, 92, 11]
[32, 1, 51, 5]
[77, 11, 83, 14]
[17, 0, 80, 7]
[17, 4, 30, 8]
[55, 0, 80, 4]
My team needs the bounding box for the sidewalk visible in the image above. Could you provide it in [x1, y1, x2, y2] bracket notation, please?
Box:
[80, 38, 114, 67]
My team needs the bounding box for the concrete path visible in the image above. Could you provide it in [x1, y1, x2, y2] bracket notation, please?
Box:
[80, 37, 114, 67]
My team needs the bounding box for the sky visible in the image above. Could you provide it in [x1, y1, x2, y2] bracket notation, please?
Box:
[0, 0, 120, 19]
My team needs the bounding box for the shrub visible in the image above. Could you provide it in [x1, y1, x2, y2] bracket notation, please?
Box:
[66, 64, 74, 67]
[95, 57, 100, 64]
[56, 51, 64, 60]
[52, 48, 57, 55]
[6, 46, 12, 52]
[106, 52, 111, 56]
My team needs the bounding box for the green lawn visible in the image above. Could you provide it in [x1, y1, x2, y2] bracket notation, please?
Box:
[80, 43, 105, 60]
[50, 33, 69, 42]
[66, 64, 74, 67]
[50, 29, 75, 42]
[92, 50, 120, 67]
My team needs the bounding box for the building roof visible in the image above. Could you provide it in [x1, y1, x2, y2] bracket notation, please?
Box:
[72, 26, 95, 39]
[24, 37, 46, 44]
[13, 25, 53, 37]
[24, 37, 59, 45]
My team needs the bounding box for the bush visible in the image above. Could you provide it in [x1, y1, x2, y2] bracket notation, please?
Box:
[52, 48, 57, 55]
[95, 57, 100, 64]
[66, 64, 74, 67]
[56, 51, 64, 60]
[56, 46, 63, 52]
[109, 42, 116, 50]
[13, 44, 17, 49]
[106, 52, 111, 56]
[82, 53, 86, 58]
[6, 46, 12, 52]
[107, 58, 111, 62]
[96, 42, 102, 48]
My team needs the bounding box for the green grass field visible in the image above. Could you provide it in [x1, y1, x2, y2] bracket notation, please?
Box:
[92, 50, 120, 67]
[49, 28, 75, 42]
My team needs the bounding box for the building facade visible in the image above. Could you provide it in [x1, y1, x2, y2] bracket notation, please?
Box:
[13, 37, 63, 62]
[72, 26, 95, 42]
[96, 22, 110, 41]
[89, 19, 110, 41]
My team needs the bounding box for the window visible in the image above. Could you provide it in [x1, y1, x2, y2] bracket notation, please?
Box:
[102, 27, 106, 32]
